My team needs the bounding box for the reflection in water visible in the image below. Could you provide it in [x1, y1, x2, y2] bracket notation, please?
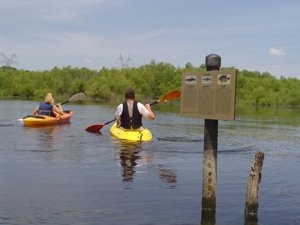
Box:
[37, 126, 56, 149]
[157, 136, 201, 142]
[113, 140, 143, 182]
[244, 216, 258, 225]
[22, 124, 68, 160]
[157, 165, 177, 188]
[113, 140, 178, 187]
[28, 125, 65, 149]
[201, 210, 215, 225]
[119, 148, 140, 182]
[236, 104, 300, 126]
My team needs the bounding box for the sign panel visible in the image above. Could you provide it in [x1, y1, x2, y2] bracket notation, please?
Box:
[180, 70, 237, 120]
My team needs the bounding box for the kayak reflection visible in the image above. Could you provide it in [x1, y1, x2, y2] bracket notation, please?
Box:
[113, 140, 144, 182]
[113, 140, 177, 187]
[22, 124, 69, 153]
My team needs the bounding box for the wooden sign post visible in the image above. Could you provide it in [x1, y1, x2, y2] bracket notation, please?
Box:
[201, 54, 220, 215]
[180, 54, 237, 221]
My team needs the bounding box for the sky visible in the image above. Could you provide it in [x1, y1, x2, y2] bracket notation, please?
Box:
[1, 0, 300, 79]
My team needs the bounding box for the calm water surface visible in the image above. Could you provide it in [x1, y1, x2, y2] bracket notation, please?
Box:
[0, 100, 300, 225]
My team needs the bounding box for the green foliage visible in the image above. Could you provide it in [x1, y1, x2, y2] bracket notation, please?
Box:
[1, 62, 300, 107]
[236, 70, 300, 107]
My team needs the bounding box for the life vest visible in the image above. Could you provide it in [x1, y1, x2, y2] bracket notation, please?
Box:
[38, 102, 53, 116]
[121, 101, 142, 129]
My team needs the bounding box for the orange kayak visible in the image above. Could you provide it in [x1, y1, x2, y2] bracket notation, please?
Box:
[22, 111, 73, 127]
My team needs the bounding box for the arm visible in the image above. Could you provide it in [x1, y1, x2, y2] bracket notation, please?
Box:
[32, 105, 39, 115]
[56, 103, 63, 112]
[52, 104, 64, 115]
[115, 104, 123, 126]
[143, 103, 155, 120]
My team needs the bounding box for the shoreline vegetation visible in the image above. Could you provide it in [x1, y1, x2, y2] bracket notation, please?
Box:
[1, 61, 300, 107]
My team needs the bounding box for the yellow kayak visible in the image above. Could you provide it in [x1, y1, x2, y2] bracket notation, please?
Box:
[109, 123, 152, 142]
[23, 111, 73, 127]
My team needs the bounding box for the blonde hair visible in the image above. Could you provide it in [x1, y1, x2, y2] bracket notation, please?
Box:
[45, 93, 54, 105]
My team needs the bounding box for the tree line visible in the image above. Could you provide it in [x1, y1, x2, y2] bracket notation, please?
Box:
[1, 61, 300, 107]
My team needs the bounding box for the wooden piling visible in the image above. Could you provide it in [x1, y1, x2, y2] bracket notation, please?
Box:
[244, 151, 264, 221]
[202, 119, 218, 212]
[201, 54, 221, 215]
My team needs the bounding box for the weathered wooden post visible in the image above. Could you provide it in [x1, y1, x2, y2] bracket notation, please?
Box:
[201, 54, 221, 215]
[244, 151, 264, 223]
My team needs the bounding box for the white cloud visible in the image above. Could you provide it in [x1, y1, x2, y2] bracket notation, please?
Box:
[269, 48, 286, 56]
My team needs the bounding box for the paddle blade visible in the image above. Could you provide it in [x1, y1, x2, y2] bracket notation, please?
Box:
[159, 90, 181, 102]
[85, 124, 105, 133]
[69, 92, 86, 103]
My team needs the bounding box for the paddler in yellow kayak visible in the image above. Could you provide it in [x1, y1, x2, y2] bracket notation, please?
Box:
[32, 92, 64, 117]
[114, 88, 155, 130]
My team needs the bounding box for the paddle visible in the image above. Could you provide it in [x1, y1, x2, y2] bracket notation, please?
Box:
[60, 92, 86, 105]
[17, 92, 86, 121]
[85, 90, 181, 133]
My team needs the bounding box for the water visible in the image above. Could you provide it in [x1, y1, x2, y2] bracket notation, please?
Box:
[0, 100, 300, 225]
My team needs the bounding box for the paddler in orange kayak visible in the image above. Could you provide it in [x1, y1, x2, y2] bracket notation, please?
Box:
[32, 92, 64, 117]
